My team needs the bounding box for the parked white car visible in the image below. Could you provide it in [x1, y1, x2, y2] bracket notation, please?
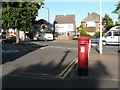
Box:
[91, 26, 120, 45]
[102, 26, 120, 45]
[37, 33, 53, 41]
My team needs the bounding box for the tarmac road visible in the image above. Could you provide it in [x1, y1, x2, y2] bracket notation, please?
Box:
[2, 40, 119, 88]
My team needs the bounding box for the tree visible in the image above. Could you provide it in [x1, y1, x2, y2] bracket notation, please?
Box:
[2, 1, 44, 43]
[103, 14, 113, 26]
[78, 24, 87, 36]
[114, 21, 118, 26]
[112, 2, 120, 19]
[102, 14, 113, 31]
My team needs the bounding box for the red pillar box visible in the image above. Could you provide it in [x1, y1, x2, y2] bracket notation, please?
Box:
[77, 37, 90, 76]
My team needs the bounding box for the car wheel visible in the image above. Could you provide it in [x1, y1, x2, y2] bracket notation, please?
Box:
[102, 41, 107, 46]
[37, 38, 39, 41]
[45, 38, 47, 41]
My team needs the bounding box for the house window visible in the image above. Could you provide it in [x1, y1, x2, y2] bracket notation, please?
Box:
[59, 32, 64, 36]
[87, 27, 96, 32]
[68, 24, 72, 28]
[67, 32, 70, 36]
[34, 26, 37, 29]
[107, 32, 112, 36]
[113, 31, 120, 36]
[42, 25, 45, 29]
[34, 25, 39, 29]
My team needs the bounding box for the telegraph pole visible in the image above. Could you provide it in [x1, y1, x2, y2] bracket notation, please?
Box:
[99, 0, 103, 54]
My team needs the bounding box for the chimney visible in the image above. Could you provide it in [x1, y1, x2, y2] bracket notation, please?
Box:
[88, 13, 90, 16]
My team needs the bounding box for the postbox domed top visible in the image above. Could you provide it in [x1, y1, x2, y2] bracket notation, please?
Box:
[77, 37, 90, 41]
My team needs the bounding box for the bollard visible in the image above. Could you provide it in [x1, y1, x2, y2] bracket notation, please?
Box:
[77, 37, 90, 76]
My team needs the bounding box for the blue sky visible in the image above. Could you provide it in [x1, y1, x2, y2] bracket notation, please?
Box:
[36, 1, 119, 27]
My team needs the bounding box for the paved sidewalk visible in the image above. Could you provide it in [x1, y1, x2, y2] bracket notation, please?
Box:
[71, 48, 119, 82]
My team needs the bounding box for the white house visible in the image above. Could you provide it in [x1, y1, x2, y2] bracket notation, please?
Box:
[81, 12, 104, 36]
[54, 14, 76, 39]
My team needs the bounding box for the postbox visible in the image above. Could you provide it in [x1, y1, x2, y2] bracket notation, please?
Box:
[77, 37, 90, 76]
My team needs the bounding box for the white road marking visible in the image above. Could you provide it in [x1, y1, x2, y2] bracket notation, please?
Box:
[2, 74, 59, 80]
[2, 49, 20, 53]
[72, 76, 119, 82]
[48, 46, 77, 50]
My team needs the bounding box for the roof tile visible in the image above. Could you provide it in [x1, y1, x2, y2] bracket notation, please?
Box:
[81, 12, 101, 22]
[54, 14, 75, 24]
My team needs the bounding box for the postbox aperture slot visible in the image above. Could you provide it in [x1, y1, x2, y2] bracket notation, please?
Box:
[79, 44, 86, 45]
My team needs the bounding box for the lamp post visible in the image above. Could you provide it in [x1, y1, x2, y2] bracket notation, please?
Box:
[42, 6, 50, 22]
[99, 0, 102, 54]
[42, 6, 50, 33]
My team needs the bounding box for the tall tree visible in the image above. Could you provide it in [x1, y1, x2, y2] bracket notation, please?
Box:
[112, 1, 120, 24]
[103, 14, 113, 31]
[112, 1, 120, 19]
[2, 1, 44, 43]
[103, 14, 113, 26]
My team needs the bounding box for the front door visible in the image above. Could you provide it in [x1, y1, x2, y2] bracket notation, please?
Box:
[66, 32, 70, 37]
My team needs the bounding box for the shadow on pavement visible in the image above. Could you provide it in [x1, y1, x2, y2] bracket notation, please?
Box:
[2, 49, 71, 75]
[2, 43, 48, 65]
[89, 60, 112, 78]
[69, 60, 116, 88]
[58, 50, 71, 67]
[55, 50, 71, 73]
[2, 57, 118, 88]
[2, 49, 72, 88]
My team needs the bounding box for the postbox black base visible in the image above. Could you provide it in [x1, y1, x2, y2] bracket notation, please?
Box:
[78, 68, 88, 76]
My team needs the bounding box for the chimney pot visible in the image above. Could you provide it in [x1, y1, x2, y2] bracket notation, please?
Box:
[88, 13, 90, 16]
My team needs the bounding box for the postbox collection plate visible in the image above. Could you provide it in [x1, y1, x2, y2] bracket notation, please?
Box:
[81, 47, 85, 53]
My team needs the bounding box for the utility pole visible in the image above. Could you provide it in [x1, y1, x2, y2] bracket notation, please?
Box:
[42, 6, 50, 33]
[99, 0, 103, 54]
[42, 6, 50, 22]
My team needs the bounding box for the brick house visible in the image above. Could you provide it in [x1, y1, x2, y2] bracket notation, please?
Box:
[54, 14, 76, 40]
[81, 12, 103, 36]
